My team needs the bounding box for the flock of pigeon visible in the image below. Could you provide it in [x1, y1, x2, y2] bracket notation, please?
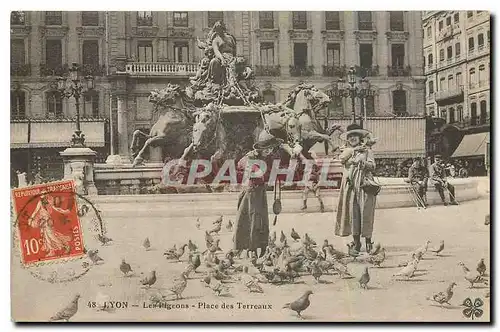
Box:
[48, 215, 490, 321]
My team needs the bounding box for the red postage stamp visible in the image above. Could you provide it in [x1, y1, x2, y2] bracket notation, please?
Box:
[12, 180, 85, 265]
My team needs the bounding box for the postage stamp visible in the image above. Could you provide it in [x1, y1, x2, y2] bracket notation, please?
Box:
[12, 180, 85, 265]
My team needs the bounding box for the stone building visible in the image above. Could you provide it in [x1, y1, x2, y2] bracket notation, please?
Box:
[422, 10, 490, 170]
[10, 11, 426, 182]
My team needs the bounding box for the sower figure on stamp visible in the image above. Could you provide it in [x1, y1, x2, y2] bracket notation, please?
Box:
[406, 158, 429, 207]
[335, 123, 380, 254]
[301, 165, 325, 213]
[430, 155, 458, 206]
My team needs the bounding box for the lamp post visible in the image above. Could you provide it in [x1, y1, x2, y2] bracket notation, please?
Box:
[56, 63, 95, 147]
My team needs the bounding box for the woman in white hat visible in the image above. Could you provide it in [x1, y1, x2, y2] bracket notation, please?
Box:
[335, 123, 379, 254]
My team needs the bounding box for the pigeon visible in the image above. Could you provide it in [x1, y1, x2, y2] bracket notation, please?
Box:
[427, 282, 456, 306]
[359, 266, 370, 289]
[214, 215, 223, 224]
[304, 233, 317, 246]
[168, 272, 188, 299]
[283, 290, 313, 319]
[458, 262, 487, 288]
[398, 253, 419, 267]
[205, 231, 214, 248]
[49, 294, 81, 322]
[192, 254, 201, 271]
[203, 239, 222, 254]
[366, 248, 386, 267]
[188, 240, 198, 253]
[202, 276, 229, 296]
[430, 240, 445, 256]
[97, 234, 113, 246]
[484, 214, 490, 225]
[270, 231, 277, 243]
[477, 258, 486, 276]
[143, 237, 151, 251]
[164, 244, 188, 261]
[119, 259, 132, 276]
[140, 270, 157, 288]
[280, 231, 286, 243]
[413, 240, 431, 258]
[331, 260, 352, 279]
[208, 222, 222, 235]
[290, 228, 301, 242]
[195, 218, 201, 230]
[226, 220, 233, 232]
[240, 266, 264, 293]
[393, 259, 418, 280]
[309, 259, 323, 283]
[369, 243, 381, 256]
[87, 249, 104, 265]
[322, 240, 333, 254]
[324, 245, 348, 261]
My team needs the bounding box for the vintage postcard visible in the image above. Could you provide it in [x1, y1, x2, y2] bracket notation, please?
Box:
[10, 10, 490, 322]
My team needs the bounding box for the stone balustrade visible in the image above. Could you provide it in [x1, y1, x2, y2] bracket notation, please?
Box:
[125, 62, 198, 76]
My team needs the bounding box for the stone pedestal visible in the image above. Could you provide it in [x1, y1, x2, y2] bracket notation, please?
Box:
[60, 147, 98, 196]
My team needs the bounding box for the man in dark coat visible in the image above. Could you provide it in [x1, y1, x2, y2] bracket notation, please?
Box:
[429, 155, 458, 206]
[406, 158, 428, 207]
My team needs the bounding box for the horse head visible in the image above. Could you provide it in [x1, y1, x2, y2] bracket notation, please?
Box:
[191, 103, 219, 153]
[149, 83, 188, 112]
[288, 83, 331, 115]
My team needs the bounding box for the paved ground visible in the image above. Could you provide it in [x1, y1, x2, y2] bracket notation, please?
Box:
[11, 197, 490, 322]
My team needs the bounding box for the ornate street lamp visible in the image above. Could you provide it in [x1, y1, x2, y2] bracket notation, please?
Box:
[56, 63, 95, 147]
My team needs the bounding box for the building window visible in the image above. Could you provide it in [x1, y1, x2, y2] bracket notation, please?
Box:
[449, 107, 455, 123]
[259, 12, 274, 29]
[438, 20, 443, 31]
[46, 91, 63, 118]
[11, 11, 25, 25]
[446, 16, 451, 26]
[439, 77, 445, 90]
[448, 74, 454, 89]
[439, 49, 444, 61]
[11, 39, 25, 64]
[45, 11, 62, 25]
[391, 43, 404, 67]
[174, 42, 189, 62]
[137, 41, 153, 62]
[440, 109, 447, 121]
[260, 42, 274, 66]
[325, 12, 340, 30]
[479, 64, 486, 84]
[389, 11, 404, 31]
[455, 42, 461, 57]
[358, 12, 372, 31]
[427, 26, 431, 39]
[327, 43, 341, 67]
[83, 91, 99, 118]
[45, 39, 62, 70]
[11, 90, 26, 119]
[448, 46, 456, 60]
[208, 11, 223, 27]
[467, 11, 473, 18]
[487, 30, 490, 43]
[480, 100, 487, 124]
[293, 43, 307, 67]
[82, 11, 99, 26]
[82, 40, 99, 67]
[457, 105, 463, 121]
[359, 43, 373, 69]
[456, 72, 462, 87]
[478, 33, 484, 48]
[429, 106, 435, 117]
[392, 90, 407, 115]
[427, 53, 433, 66]
[292, 11, 307, 29]
[137, 11, 153, 26]
[469, 68, 476, 87]
[365, 95, 375, 115]
[468, 37, 474, 51]
[262, 90, 276, 104]
[470, 102, 477, 125]
[454, 13, 460, 23]
[428, 80, 434, 95]
[173, 12, 188, 27]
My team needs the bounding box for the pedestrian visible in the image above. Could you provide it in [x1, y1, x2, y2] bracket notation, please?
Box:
[335, 123, 380, 254]
[429, 155, 458, 206]
[301, 165, 325, 213]
[16, 170, 27, 188]
[406, 158, 428, 207]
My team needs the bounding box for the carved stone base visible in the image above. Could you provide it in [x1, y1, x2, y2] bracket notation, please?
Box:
[60, 147, 98, 196]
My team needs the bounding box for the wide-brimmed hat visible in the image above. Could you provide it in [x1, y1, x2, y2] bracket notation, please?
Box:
[253, 132, 284, 150]
[339, 123, 372, 141]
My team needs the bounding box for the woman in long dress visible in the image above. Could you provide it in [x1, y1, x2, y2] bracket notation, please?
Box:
[335, 123, 379, 253]
[207, 21, 237, 86]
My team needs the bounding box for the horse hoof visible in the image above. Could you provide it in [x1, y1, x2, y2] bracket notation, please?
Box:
[132, 158, 144, 168]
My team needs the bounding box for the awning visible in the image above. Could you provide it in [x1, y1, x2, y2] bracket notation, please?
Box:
[452, 132, 489, 158]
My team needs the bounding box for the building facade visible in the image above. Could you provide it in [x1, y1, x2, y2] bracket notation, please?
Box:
[11, 11, 425, 182]
[422, 10, 490, 162]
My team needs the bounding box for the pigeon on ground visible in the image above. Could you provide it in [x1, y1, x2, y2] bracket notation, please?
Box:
[188, 240, 198, 253]
[87, 249, 104, 265]
[195, 218, 201, 230]
[97, 234, 113, 246]
[226, 220, 233, 232]
[120, 259, 132, 276]
[205, 231, 214, 248]
[290, 228, 301, 242]
[366, 248, 386, 267]
[240, 266, 264, 293]
[304, 233, 317, 246]
[169, 272, 188, 299]
[164, 244, 188, 261]
[282, 290, 313, 319]
[332, 260, 352, 279]
[430, 240, 445, 256]
[270, 231, 277, 243]
[309, 259, 323, 283]
[143, 237, 151, 251]
[413, 240, 431, 258]
[427, 282, 456, 306]
[49, 294, 81, 322]
[140, 270, 157, 288]
[322, 239, 333, 254]
[280, 231, 286, 243]
[477, 258, 486, 276]
[203, 239, 222, 254]
[369, 243, 381, 256]
[359, 266, 370, 289]
[214, 215, 223, 224]
[458, 262, 487, 288]
[202, 276, 229, 296]
[393, 259, 418, 280]
[208, 222, 222, 235]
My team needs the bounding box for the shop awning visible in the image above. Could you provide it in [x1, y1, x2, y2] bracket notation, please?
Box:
[451, 132, 489, 158]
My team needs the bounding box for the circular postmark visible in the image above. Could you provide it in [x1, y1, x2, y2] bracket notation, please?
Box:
[11, 181, 110, 283]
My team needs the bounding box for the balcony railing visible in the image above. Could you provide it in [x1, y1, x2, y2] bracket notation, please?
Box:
[81, 63, 106, 76]
[322, 65, 346, 77]
[354, 65, 379, 77]
[435, 86, 464, 102]
[289, 65, 314, 77]
[11, 63, 31, 76]
[387, 65, 411, 77]
[254, 65, 281, 77]
[39, 64, 69, 77]
[125, 62, 198, 76]
[454, 115, 490, 129]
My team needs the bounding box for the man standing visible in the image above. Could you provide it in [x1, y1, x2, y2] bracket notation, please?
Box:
[429, 155, 458, 206]
[406, 158, 428, 207]
[301, 165, 325, 213]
